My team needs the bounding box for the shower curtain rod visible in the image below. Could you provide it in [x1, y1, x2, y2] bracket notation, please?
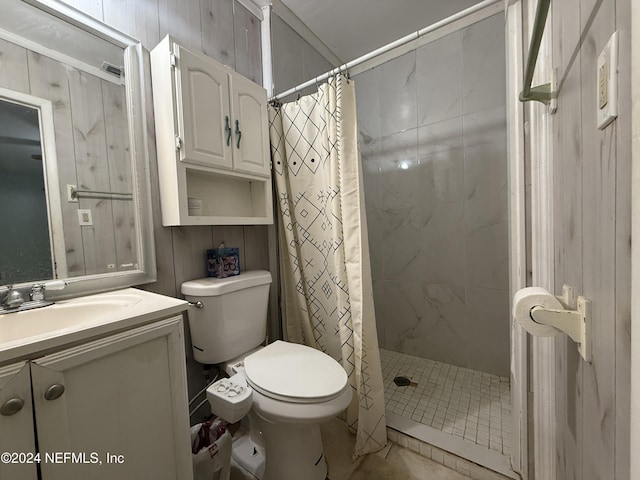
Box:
[269, 0, 502, 102]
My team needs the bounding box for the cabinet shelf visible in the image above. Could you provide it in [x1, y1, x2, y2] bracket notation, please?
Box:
[183, 168, 271, 225]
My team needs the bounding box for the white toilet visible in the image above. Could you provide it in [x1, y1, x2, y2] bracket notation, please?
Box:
[181, 270, 352, 480]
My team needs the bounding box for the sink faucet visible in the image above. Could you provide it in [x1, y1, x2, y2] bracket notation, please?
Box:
[0, 281, 67, 314]
[1, 285, 25, 309]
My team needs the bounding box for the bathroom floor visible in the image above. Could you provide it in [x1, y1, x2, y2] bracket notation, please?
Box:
[320, 418, 473, 480]
[227, 417, 471, 480]
[380, 348, 511, 456]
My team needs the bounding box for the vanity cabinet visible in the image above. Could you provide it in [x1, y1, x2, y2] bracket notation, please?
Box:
[151, 35, 273, 226]
[0, 316, 192, 480]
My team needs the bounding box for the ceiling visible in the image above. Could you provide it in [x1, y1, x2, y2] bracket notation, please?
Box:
[279, 0, 484, 63]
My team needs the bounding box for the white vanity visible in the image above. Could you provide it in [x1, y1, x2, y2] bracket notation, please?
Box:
[0, 289, 191, 480]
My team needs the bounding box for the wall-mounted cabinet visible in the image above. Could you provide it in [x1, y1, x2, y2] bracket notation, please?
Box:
[151, 35, 273, 225]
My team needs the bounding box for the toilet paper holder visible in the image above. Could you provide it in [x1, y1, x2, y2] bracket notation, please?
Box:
[529, 285, 592, 362]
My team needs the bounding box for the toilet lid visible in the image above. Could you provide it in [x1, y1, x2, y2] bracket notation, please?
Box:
[244, 341, 348, 403]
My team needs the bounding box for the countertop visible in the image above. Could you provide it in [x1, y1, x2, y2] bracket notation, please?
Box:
[0, 288, 188, 365]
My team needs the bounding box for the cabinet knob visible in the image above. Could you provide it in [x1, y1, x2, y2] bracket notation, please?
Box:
[0, 398, 24, 416]
[44, 384, 65, 401]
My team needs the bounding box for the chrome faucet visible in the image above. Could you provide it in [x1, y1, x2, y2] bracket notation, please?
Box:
[0, 282, 62, 314]
[1, 285, 25, 309]
[30, 284, 45, 302]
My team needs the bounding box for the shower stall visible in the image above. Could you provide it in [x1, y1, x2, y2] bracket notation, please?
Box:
[354, 9, 512, 473]
[269, 0, 518, 476]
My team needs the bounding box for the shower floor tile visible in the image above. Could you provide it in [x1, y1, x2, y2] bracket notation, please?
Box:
[380, 348, 511, 457]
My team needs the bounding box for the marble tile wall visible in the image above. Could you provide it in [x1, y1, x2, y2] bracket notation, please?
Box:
[356, 14, 509, 376]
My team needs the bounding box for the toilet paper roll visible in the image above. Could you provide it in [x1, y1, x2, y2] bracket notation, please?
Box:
[513, 287, 564, 337]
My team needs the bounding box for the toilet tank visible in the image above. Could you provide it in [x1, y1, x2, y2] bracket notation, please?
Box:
[181, 270, 272, 364]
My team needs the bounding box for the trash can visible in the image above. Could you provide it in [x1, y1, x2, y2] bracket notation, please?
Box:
[191, 418, 231, 480]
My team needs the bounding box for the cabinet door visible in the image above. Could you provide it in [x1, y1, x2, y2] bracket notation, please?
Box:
[230, 72, 270, 176]
[31, 316, 192, 480]
[0, 362, 37, 480]
[176, 44, 233, 170]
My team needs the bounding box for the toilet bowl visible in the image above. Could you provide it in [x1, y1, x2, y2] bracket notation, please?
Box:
[224, 341, 352, 480]
[182, 272, 352, 480]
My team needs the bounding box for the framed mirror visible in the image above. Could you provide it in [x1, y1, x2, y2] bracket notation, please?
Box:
[0, 0, 155, 298]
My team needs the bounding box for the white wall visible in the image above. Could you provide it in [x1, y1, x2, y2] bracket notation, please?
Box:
[271, 12, 334, 99]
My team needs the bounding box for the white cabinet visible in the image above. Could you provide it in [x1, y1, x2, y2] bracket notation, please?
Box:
[0, 362, 36, 480]
[0, 316, 192, 480]
[151, 35, 273, 226]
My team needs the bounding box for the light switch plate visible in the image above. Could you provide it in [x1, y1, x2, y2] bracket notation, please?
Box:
[78, 209, 93, 226]
[597, 31, 618, 130]
[67, 184, 78, 202]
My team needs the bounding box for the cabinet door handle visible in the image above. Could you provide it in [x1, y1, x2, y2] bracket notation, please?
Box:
[235, 119, 242, 149]
[225, 116, 232, 146]
[0, 398, 24, 416]
[44, 384, 65, 401]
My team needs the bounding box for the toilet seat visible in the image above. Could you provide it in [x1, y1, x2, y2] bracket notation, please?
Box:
[244, 341, 348, 404]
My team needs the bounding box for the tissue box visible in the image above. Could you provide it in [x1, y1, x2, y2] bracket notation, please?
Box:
[207, 247, 240, 278]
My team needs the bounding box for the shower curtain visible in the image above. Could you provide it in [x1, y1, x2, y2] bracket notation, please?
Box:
[268, 74, 387, 457]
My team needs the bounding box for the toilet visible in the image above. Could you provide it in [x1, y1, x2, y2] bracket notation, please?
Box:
[181, 270, 352, 480]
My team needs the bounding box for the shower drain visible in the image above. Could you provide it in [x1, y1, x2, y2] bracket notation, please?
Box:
[393, 376, 417, 387]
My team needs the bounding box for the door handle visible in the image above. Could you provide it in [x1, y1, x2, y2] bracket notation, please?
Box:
[235, 120, 242, 149]
[225, 116, 232, 146]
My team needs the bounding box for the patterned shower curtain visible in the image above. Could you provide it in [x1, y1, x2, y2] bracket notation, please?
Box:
[268, 74, 386, 457]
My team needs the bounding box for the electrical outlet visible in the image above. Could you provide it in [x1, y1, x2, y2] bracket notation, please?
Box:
[78, 209, 93, 226]
[597, 31, 618, 130]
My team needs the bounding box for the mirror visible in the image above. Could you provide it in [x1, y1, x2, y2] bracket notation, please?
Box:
[0, 0, 155, 297]
[0, 99, 52, 283]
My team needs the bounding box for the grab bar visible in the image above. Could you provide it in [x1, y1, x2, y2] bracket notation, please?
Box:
[519, 0, 555, 105]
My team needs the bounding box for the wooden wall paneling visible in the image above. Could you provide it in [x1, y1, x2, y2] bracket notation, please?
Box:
[578, 0, 616, 478]
[550, 0, 584, 477]
[243, 225, 269, 270]
[200, 0, 236, 68]
[0, 39, 30, 92]
[233, 1, 262, 85]
[102, 0, 161, 50]
[171, 226, 214, 291]
[267, 223, 281, 342]
[157, 0, 203, 52]
[614, 1, 632, 478]
[136, 50, 177, 297]
[212, 226, 245, 271]
[68, 68, 117, 275]
[102, 79, 136, 271]
[27, 52, 86, 277]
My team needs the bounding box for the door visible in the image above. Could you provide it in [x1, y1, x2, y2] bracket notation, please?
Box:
[176, 44, 233, 170]
[230, 72, 270, 176]
[31, 317, 192, 480]
[0, 362, 37, 480]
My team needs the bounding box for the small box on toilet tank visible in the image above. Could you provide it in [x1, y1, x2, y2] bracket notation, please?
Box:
[207, 246, 240, 278]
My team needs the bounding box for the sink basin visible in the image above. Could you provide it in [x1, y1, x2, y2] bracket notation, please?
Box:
[0, 293, 142, 344]
[0, 289, 187, 362]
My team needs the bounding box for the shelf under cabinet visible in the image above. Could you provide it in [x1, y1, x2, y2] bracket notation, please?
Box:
[179, 168, 273, 225]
